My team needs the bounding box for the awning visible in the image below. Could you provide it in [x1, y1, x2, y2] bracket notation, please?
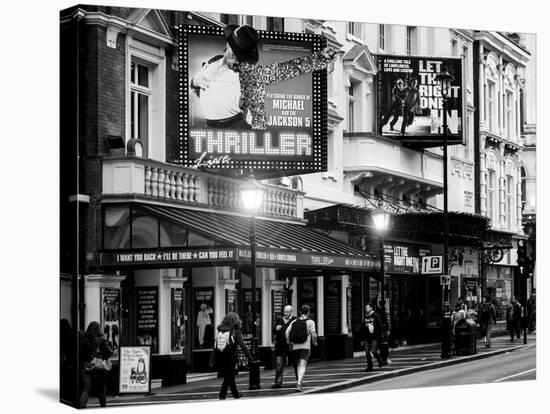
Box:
[306, 204, 494, 246]
[100, 204, 376, 271]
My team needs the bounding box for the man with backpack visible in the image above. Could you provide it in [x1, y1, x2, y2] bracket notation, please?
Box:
[272, 305, 297, 389]
[359, 303, 384, 371]
[479, 296, 497, 347]
[285, 305, 317, 392]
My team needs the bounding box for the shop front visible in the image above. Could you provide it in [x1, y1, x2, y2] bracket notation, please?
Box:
[89, 202, 375, 387]
[307, 204, 491, 348]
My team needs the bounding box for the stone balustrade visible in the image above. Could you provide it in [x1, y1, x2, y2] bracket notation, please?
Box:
[102, 157, 301, 219]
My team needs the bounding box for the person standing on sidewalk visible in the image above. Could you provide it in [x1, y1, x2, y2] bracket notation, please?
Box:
[213, 312, 253, 400]
[376, 300, 391, 364]
[286, 305, 317, 392]
[506, 299, 521, 342]
[359, 304, 384, 372]
[79, 321, 113, 408]
[272, 305, 297, 389]
[527, 292, 536, 333]
[479, 296, 497, 347]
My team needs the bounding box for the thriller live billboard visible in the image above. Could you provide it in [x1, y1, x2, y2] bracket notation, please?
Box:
[377, 55, 463, 148]
[178, 25, 329, 178]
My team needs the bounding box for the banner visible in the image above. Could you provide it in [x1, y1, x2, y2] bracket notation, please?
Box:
[101, 287, 120, 360]
[119, 346, 151, 394]
[378, 55, 463, 147]
[178, 25, 328, 177]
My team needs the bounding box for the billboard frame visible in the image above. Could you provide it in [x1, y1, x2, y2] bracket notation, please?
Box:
[177, 24, 328, 178]
[376, 53, 465, 149]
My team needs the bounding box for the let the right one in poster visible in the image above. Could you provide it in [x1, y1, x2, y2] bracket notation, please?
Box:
[378, 55, 463, 147]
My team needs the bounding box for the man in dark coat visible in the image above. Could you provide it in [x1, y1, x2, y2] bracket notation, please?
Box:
[271, 305, 297, 388]
[359, 303, 384, 371]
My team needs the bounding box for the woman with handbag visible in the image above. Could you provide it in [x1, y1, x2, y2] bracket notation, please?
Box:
[79, 321, 113, 408]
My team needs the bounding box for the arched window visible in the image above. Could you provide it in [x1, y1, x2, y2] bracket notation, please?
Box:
[504, 174, 514, 229]
[484, 54, 500, 133]
[503, 64, 518, 142]
[504, 160, 517, 230]
[485, 153, 498, 225]
[521, 167, 527, 210]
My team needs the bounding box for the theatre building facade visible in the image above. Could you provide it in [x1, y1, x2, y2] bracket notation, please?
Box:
[60, 6, 377, 390]
[60, 7, 534, 396]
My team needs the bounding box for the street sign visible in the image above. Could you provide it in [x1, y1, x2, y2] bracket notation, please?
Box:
[440, 274, 451, 286]
[421, 255, 443, 274]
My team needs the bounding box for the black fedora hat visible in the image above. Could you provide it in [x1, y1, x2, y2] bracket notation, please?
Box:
[224, 24, 259, 64]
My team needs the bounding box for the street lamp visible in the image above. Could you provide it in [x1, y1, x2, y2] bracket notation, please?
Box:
[371, 206, 391, 301]
[435, 69, 454, 359]
[239, 172, 265, 390]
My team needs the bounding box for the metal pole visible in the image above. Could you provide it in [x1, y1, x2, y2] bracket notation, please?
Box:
[250, 214, 257, 356]
[379, 237, 385, 301]
[520, 269, 529, 345]
[441, 96, 452, 359]
[249, 214, 261, 389]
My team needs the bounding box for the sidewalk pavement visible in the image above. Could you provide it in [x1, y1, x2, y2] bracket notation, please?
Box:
[99, 333, 536, 407]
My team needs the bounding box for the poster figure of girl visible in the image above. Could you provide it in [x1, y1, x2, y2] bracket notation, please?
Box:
[196, 303, 213, 347]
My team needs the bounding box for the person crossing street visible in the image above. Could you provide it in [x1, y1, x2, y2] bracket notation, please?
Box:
[359, 304, 385, 371]
[286, 305, 317, 392]
[271, 305, 297, 388]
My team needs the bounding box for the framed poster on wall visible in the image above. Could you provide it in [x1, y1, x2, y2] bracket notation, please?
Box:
[226, 289, 238, 314]
[298, 279, 317, 326]
[101, 287, 121, 360]
[325, 279, 341, 335]
[242, 288, 262, 336]
[193, 288, 214, 348]
[271, 290, 285, 326]
[171, 288, 185, 352]
[136, 287, 159, 354]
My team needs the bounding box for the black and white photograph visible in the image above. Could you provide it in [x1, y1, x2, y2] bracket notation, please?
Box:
[9, 0, 539, 413]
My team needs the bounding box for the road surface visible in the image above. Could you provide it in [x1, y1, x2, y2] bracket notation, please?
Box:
[343, 342, 536, 392]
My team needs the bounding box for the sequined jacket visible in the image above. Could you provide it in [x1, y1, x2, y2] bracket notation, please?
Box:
[236, 50, 333, 130]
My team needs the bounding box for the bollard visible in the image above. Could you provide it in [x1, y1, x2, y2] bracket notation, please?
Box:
[248, 360, 261, 390]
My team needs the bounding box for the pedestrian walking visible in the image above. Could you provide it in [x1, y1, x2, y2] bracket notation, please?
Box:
[506, 299, 521, 342]
[271, 305, 297, 388]
[359, 303, 385, 371]
[376, 300, 391, 364]
[211, 312, 253, 400]
[79, 321, 113, 408]
[479, 296, 497, 347]
[286, 304, 317, 392]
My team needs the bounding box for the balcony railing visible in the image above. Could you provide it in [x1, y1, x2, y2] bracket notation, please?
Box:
[102, 157, 303, 219]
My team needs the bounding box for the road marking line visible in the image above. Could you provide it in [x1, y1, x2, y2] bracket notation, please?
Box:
[494, 368, 536, 382]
